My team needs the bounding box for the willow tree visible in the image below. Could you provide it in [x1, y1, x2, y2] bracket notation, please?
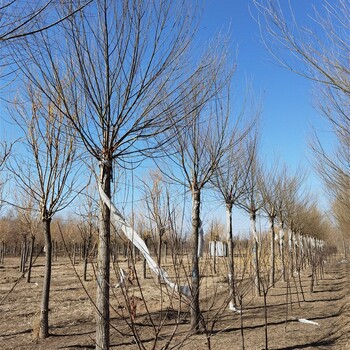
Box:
[160, 70, 234, 331]
[141, 170, 170, 276]
[258, 164, 280, 287]
[237, 134, 263, 296]
[254, 0, 350, 252]
[212, 136, 253, 305]
[13, 1, 219, 348]
[9, 88, 80, 338]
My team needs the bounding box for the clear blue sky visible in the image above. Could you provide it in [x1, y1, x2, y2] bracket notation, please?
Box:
[200, 0, 330, 207]
[194, 0, 334, 233]
[0, 1, 332, 234]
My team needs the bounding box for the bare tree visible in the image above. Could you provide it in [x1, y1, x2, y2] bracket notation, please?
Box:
[258, 163, 280, 287]
[13, 193, 41, 282]
[238, 134, 264, 296]
[211, 136, 254, 304]
[76, 184, 98, 282]
[141, 170, 170, 281]
[160, 75, 234, 331]
[12, 1, 222, 348]
[8, 88, 81, 338]
[254, 0, 350, 248]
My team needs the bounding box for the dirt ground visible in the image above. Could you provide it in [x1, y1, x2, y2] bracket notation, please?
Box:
[0, 254, 349, 350]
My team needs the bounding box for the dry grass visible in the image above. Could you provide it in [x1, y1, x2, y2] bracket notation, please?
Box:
[0, 254, 349, 349]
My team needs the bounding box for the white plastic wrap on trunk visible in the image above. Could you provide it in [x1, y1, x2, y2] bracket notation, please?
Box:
[98, 182, 191, 298]
[229, 301, 243, 314]
[250, 215, 258, 242]
[288, 228, 292, 251]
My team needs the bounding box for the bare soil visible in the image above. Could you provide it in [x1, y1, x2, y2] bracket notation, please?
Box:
[0, 255, 349, 350]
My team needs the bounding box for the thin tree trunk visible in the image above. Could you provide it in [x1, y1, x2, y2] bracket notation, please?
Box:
[72, 242, 76, 265]
[83, 235, 92, 282]
[190, 189, 201, 333]
[20, 236, 27, 273]
[39, 217, 52, 339]
[279, 225, 286, 282]
[0, 241, 4, 264]
[269, 217, 275, 287]
[288, 229, 294, 278]
[96, 161, 111, 350]
[164, 241, 167, 264]
[226, 203, 236, 305]
[213, 240, 217, 274]
[239, 296, 245, 350]
[158, 234, 163, 284]
[263, 291, 268, 350]
[250, 213, 260, 296]
[27, 235, 35, 283]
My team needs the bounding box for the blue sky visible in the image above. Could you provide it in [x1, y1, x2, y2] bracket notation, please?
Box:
[0, 1, 332, 234]
[200, 1, 331, 205]
[194, 0, 334, 233]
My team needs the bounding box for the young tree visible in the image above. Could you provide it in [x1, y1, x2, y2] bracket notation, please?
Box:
[9, 89, 80, 338]
[76, 184, 98, 282]
[160, 77, 233, 331]
[238, 134, 264, 296]
[254, 0, 350, 248]
[14, 2, 222, 348]
[212, 137, 253, 304]
[258, 163, 280, 287]
[14, 194, 41, 282]
[141, 170, 170, 280]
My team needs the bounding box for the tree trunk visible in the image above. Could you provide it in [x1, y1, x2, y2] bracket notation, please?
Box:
[250, 212, 260, 296]
[288, 229, 294, 278]
[269, 217, 276, 287]
[39, 217, 52, 339]
[190, 189, 201, 333]
[83, 235, 92, 282]
[0, 241, 4, 264]
[279, 225, 286, 282]
[263, 291, 269, 350]
[27, 235, 35, 283]
[96, 161, 111, 350]
[213, 240, 217, 274]
[226, 203, 236, 305]
[157, 233, 163, 284]
[20, 235, 27, 273]
[72, 242, 76, 265]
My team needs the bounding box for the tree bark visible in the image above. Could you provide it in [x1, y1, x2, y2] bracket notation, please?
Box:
[269, 217, 275, 287]
[250, 212, 260, 296]
[39, 217, 52, 339]
[190, 189, 201, 333]
[279, 224, 286, 282]
[83, 234, 92, 282]
[157, 232, 163, 284]
[96, 161, 111, 350]
[226, 203, 236, 305]
[27, 235, 35, 283]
